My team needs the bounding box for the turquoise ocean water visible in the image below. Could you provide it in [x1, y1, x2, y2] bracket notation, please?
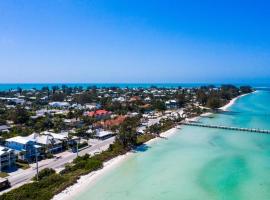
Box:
[73, 90, 270, 200]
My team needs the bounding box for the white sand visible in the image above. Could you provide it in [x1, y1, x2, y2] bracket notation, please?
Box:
[52, 128, 178, 200]
[184, 92, 255, 123]
[52, 152, 132, 200]
[219, 92, 252, 111]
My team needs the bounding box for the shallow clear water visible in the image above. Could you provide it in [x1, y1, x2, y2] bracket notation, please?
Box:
[75, 90, 270, 200]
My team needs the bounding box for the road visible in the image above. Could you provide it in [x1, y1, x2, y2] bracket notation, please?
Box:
[1, 137, 115, 194]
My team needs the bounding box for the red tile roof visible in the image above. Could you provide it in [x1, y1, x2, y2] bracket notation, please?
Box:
[95, 115, 127, 128]
[86, 110, 111, 117]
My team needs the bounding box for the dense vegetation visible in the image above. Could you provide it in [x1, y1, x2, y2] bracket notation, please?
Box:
[196, 85, 253, 109]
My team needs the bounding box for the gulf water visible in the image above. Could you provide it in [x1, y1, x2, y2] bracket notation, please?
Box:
[74, 90, 270, 200]
[0, 83, 211, 91]
[0, 83, 269, 91]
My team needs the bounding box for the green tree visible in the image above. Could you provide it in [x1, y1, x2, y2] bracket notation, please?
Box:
[116, 117, 139, 148]
[8, 106, 30, 124]
[206, 97, 222, 109]
[152, 100, 166, 111]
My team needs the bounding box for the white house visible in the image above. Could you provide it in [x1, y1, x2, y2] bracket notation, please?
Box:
[49, 102, 70, 108]
[0, 125, 10, 133]
[165, 100, 178, 109]
[28, 132, 63, 154]
[95, 130, 114, 140]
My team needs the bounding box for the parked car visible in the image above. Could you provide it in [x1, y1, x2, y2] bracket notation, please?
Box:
[0, 178, 10, 191]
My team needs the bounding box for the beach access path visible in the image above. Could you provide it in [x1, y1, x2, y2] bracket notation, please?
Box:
[0, 136, 115, 195]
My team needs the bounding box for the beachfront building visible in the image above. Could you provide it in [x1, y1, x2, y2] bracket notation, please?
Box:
[0, 146, 16, 171]
[137, 126, 146, 135]
[5, 136, 41, 162]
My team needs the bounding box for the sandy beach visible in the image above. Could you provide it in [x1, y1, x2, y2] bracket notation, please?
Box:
[219, 91, 255, 111]
[52, 128, 177, 200]
[219, 95, 243, 111]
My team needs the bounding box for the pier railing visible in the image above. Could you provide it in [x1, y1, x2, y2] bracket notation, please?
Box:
[180, 122, 270, 134]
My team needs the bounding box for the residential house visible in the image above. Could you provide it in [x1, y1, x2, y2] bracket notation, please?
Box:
[129, 96, 141, 102]
[95, 115, 127, 129]
[112, 97, 126, 102]
[95, 130, 114, 140]
[136, 126, 146, 135]
[0, 146, 16, 171]
[84, 110, 112, 120]
[28, 133, 63, 154]
[0, 125, 10, 133]
[84, 103, 101, 110]
[0, 97, 25, 105]
[165, 100, 178, 109]
[47, 131, 78, 147]
[49, 102, 70, 108]
[5, 136, 41, 162]
[64, 118, 83, 128]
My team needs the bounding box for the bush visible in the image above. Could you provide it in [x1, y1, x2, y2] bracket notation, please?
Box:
[17, 159, 28, 164]
[136, 134, 155, 145]
[33, 168, 56, 181]
[0, 174, 67, 200]
[78, 141, 88, 149]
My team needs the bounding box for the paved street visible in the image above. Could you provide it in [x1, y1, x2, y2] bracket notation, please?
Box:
[0, 137, 115, 194]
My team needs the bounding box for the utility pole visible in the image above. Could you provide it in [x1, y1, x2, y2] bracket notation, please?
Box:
[76, 138, 80, 157]
[76, 141, 79, 157]
[35, 147, 39, 181]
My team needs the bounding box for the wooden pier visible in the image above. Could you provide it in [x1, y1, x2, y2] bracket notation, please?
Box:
[180, 122, 270, 134]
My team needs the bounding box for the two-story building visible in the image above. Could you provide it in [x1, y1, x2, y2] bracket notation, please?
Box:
[27, 133, 63, 154]
[0, 146, 16, 171]
[5, 136, 41, 162]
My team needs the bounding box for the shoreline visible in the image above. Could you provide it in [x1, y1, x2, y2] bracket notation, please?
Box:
[185, 91, 255, 122]
[52, 128, 178, 200]
[52, 92, 254, 200]
[219, 91, 256, 111]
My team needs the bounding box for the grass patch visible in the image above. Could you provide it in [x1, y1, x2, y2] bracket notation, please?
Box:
[0, 172, 8, 178]
[16, 162, 30, 170]
[136, 134, 155, 145]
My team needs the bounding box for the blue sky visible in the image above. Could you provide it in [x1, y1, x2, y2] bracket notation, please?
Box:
[0, 0, 270, 83]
